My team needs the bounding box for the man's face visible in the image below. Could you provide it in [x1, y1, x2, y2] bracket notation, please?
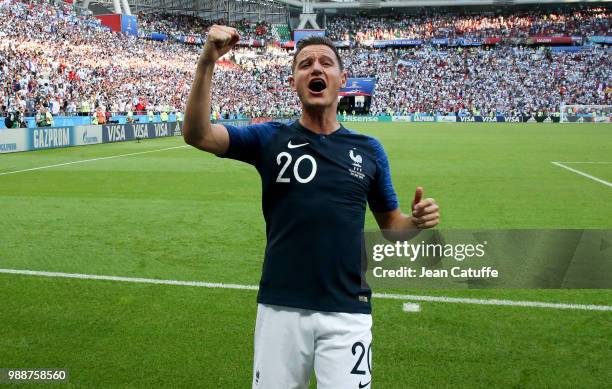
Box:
[290, 45, 346, 110]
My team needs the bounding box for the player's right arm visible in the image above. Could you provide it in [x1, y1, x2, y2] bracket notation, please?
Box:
[183, 25, 240, 155]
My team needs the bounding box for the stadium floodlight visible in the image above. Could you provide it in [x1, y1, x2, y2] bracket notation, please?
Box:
[560, 104, 612, 123]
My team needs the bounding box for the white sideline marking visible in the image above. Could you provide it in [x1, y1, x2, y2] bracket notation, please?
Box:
[557, 162, 612, 164]
[1, 268, 611, 312]
[376, 293, 612, 311]
[551, 162, 612, 188]
[0, 145, 189, 176]
[0, 268, 258, 290]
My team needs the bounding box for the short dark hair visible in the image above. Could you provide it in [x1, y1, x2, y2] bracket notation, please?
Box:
[292, 36, 344, 73]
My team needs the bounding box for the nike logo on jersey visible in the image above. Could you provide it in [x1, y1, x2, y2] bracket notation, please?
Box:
[358, 380, 371, 388]
[288, 140, 309, 149]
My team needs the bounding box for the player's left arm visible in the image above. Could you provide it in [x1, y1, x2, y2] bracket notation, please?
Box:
[373, 187, 439, 230]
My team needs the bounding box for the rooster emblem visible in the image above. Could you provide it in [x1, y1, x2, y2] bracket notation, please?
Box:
[350, 149, 362, 164]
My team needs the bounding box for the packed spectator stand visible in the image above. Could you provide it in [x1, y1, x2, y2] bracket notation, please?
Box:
[326, 8, 611, 42]
[137, 12, 278, 42]
[0, 0, 610, 127]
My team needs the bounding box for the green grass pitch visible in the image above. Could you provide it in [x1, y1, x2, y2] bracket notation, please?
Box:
[1, 122, 611, 388]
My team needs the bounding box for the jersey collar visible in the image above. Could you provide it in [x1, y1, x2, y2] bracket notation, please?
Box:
[291, 119, 348, 138]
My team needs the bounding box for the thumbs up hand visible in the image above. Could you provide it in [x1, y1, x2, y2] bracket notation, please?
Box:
[411, 187, 440, 229]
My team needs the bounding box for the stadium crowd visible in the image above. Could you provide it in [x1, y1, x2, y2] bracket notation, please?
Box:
[0, 0, 610, 127]
[346, 46, 611, 116]
[0, 0, 202, 123]
[326, 7, 611, 42]
[138, 12, 274, 42]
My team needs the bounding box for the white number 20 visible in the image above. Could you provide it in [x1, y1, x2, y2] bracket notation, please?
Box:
[276, 152, 317, 184]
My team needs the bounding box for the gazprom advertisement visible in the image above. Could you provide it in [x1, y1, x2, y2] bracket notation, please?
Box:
[0, 128, 28, 153]
[29, 127, 72, 150]
[74, 125, 103, 146]
[0, 122, 178, 154]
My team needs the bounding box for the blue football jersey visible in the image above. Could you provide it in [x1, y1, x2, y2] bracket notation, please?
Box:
[221, 120, 398, 313]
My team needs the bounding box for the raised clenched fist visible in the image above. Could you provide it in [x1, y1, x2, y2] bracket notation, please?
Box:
[199, 25, 240, 66]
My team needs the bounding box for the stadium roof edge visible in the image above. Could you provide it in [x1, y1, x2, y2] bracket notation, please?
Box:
[277, 0, 612, 10]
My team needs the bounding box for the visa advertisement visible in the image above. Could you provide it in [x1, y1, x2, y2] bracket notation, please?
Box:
[0, 122, 178, 154]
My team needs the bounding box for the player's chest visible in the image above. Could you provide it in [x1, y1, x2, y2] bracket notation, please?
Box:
[258, 135, 376, 194]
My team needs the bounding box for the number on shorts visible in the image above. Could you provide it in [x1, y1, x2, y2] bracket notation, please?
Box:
[351, 341, 372, 376]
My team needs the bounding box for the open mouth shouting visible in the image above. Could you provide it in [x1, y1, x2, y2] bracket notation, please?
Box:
[308, 78, 327, 96]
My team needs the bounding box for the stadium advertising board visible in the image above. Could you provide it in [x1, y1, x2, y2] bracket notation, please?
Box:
[483, 37, 501, 45]
[121, 15, 138, 37]
[338, 115, 392, 122]
[437, 116, 457, 123]
[172, 121, 183, 136]
[412, 115, 436, 122]
[339, 78, 377, 97]
[552, 46, 584, 53]
[339, 115, 569, 123]
[175, 34, 203, 44]
[348, 37, 502, 47]
[432, 38, 449, 45]
[453, 38, 483, 46]
[216, 119, 252, 127]
[591, 35, 612, 44]
[151, 122, 172, 138]
[237, 39, 264, 47]
[73, 125, 103, 146]
[29, 127, 72, 150]
[333, 40, 351, 48]
[95, 14, 121, 32]
[102, 124, 128, 143]
[391, 116, 413, 122]
[151, 33, 168, 41]
[457, 116, 476, 122]
[373, 39, 422, 48]
[481, 116, 498, 122]
[139, 32, 168, 41]
[0, 128, 28, 154]
[458, 116, 517, 122]
[102, 122, 177, 143]
[527, 36, 573, 45]
[1, 122, 179, 153]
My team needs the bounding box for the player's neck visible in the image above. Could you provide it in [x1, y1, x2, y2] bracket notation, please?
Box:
[299, 107, 340, 135]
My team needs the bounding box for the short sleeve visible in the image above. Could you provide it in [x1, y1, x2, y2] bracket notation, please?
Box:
[220, 122, 278, 165]
[367, 137, 399, 213]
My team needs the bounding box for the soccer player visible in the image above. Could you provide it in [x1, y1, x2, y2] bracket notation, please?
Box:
[184, 25, 440, 389]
